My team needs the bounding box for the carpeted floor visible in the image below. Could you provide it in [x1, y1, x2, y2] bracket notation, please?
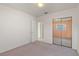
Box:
[0, 41, 78, 56]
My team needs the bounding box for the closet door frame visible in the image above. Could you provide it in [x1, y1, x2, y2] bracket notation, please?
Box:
[52, 17, 72, 48]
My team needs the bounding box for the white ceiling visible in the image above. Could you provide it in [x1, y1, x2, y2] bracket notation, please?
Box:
[0, 3, 79, 17]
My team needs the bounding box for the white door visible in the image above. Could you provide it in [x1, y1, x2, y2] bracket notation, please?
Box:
[31, 19, 37, 42]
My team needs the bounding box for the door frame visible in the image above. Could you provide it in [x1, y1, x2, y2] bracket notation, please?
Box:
[52, 16, 72, 48]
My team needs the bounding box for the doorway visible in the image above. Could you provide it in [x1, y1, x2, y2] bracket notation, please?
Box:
[52, 17, 72, 48]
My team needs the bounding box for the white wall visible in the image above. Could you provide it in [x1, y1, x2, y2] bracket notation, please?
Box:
[37, 7, 79, 50]
[77, 6, 79, 54]
[0, 5, 36, 53]
[77, 26, 79, 54]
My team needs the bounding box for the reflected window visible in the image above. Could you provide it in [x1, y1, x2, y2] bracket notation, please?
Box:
[56, 24, 66, 31]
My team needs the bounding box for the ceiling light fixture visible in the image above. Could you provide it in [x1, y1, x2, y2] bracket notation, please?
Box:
[38, 3, 44, 7]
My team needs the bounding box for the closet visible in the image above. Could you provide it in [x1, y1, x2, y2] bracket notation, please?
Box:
[52, 17, 72, 48]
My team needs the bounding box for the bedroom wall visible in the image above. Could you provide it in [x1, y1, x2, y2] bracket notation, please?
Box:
[77, 6, 79, 54]
[0, 5, 37, 53]
[37, 7, 79, 50]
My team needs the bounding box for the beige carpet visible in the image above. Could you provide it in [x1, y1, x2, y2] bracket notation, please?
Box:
[0, 41, 78, 56]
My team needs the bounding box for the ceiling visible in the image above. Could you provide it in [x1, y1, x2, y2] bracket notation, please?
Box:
[0, 3, 79, 17]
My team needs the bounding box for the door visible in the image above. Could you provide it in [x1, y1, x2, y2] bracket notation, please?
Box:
[32, 19, 37, 42]
[53, 19, 62, 45]
[53, 17, 72, 48]
[61, 17, 72, 47]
